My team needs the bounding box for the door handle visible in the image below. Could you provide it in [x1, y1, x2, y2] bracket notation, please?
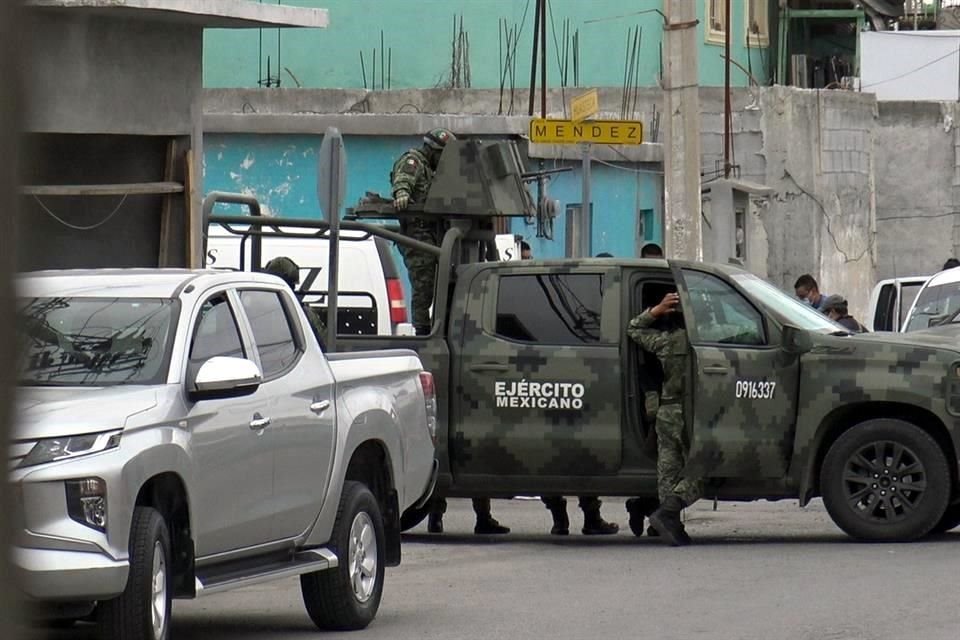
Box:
[249, 414, 272, 430]
[469, 363, 510, 373]
[702, 365, 729, 375]
[310, 400, 331, 415]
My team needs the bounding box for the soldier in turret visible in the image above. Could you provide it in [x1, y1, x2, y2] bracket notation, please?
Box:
[391, 127, 455, 337]
[392, 129, 509, 535]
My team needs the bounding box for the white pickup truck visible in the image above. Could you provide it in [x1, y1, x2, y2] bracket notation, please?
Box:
[11, 269, 437, 640]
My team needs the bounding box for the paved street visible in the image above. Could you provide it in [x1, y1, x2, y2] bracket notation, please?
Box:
[28, 497, 960, 640]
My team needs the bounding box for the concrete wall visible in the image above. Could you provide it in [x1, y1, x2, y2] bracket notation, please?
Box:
[19, 135, 173, 271]
[22, 11, 205, 269]
[203, 0, 770, 90]
[758, 88, 877, 317]
[874, 102, 960, 279]
[26, 13, 201, 135]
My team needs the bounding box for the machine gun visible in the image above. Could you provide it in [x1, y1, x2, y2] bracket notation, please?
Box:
[347, 138, 569, 261]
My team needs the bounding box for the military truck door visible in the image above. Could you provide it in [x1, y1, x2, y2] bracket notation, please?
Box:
[450, 264, 622, 480]
[674, 267, 798, 478]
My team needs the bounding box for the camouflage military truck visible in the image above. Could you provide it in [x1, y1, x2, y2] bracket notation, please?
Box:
[206, 140, 960, 542]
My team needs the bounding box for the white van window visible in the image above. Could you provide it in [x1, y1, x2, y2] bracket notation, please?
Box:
[904, 281, 960, 331]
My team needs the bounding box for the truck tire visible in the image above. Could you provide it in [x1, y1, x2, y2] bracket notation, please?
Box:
[821, 419, 949, 542]
[399, 502, 431, 532]
[301, 481, 385, 630]
[931, 503, 960, 534]
[97, 506, 172, 640]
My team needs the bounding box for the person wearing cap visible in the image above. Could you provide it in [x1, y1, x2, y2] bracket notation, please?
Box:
[263, 256, 327, 350]
[822, 294, 867, 333]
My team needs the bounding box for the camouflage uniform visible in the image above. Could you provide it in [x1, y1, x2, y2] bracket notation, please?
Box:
[263, 256, 327, 350]
[301, 304, 327, 350]
[391, 148, 441, 335]
[627, 310, 703, 506]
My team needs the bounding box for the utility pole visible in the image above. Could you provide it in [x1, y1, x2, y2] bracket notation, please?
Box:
[662, 0, 703, 261]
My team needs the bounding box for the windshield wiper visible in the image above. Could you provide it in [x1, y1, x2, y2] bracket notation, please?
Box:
[829, 330, 853, 336]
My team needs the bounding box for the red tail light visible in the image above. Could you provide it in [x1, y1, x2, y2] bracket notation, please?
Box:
[419, 371, 437, 445]
[419, 370, 434, 397]
[386, 277, 408, 324]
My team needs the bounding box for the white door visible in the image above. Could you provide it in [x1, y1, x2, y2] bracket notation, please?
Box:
[185, 290, 275, 555]
[236, 288, 337, 539]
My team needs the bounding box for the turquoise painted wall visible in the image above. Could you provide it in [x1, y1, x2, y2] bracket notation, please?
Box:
[204, 1, 769, 89]
[204, 133, 660, 300]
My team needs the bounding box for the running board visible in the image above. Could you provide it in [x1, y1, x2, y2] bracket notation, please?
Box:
[195, 548, 338, 597]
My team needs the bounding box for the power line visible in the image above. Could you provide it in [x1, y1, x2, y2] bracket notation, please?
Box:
[860, 46, 960, 89]
[590, 155, 664, 174]
[33, 194, 129, 231]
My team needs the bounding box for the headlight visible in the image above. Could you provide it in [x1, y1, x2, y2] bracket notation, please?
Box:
[19, 430, 122, 468]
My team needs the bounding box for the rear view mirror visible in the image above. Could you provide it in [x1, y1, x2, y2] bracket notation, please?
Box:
[781, 325, 812, 355]
[190, 356, 262, 400]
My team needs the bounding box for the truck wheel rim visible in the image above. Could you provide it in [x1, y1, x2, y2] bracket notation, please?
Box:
[151, 541, 168, 638]
[842, 440, 926, 524]
[348, 512, 378, 603]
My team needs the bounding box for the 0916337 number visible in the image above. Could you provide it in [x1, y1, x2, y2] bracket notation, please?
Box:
[735, 380, 777, 400]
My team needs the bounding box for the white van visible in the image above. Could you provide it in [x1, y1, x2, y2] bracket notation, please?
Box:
[205, 225, 412, 336]
[901, 268, 960, 332]
[865, 276, 929, 332]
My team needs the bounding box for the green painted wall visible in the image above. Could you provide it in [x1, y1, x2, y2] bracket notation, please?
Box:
[204, 1, 770, 89]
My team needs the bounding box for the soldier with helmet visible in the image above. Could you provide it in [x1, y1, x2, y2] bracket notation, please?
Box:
[391, 129, 509, 535]
[391, 127, 455, 337]
[264, 256, 327, 350]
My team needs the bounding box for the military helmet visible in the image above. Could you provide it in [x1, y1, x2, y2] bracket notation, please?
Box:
[423, 128, 456, 151]
[264, 256, 300, 288]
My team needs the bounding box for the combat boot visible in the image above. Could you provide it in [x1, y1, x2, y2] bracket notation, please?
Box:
[582, 514, 619, 535]
[648, 496, 692, 546]
[548, 505, 570, 535]
[626, 497, 659, 537]
[474, 517, 510, 535]
[427, 512, 443, 534]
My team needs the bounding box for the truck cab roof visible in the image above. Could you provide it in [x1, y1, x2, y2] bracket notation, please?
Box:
[17, 268, 285, 298]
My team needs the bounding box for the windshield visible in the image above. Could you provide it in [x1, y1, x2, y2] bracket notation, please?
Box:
[729, 272, 844, 333]
[17, 297, 176, 386]
[903, 281, 960, 332]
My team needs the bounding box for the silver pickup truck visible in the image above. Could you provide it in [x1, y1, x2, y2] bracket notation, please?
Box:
[10, 269, 437, 639]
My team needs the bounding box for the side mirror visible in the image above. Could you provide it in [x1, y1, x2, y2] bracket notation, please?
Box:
[781, 325, 813, 355]
[190, 356, 262, 401]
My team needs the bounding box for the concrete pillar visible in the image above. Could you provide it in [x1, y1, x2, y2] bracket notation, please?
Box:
[662, 0, 703, 261]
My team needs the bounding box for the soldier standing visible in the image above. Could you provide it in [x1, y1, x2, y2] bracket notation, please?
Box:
[627, 291, 702, 546]
[264, 256, 327, 350]
[392, 129, 509, 535]
[391, 127, 455, 337]
[624, 242, 666, 537]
